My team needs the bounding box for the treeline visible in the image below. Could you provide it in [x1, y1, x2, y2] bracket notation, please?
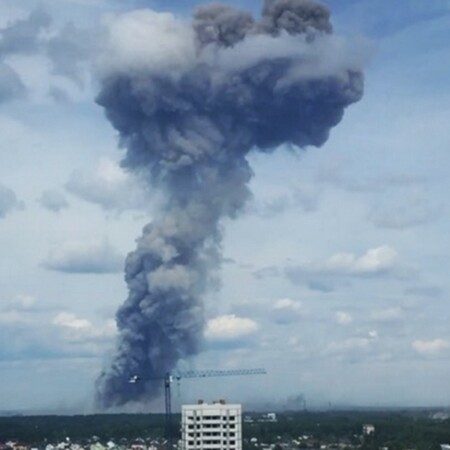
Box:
[245, 411, 450, 450]
[0, 414, 166, 444]
[1, 410, 450, 450]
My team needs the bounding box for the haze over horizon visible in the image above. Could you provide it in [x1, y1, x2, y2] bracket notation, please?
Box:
[1, 0, 450, 413]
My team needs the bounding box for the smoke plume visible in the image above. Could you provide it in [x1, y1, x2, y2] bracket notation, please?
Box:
[95, 0, 365, 407]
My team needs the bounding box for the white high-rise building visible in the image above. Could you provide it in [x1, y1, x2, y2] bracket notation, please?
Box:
[181, 400, 242, 450]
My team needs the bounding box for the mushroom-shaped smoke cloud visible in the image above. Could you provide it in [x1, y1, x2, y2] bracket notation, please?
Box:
[95, 0, 365, 408]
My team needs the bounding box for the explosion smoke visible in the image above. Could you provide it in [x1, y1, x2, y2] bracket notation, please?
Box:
[95, 0, 364, 407]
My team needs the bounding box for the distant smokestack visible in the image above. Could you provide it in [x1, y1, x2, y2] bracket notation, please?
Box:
[95, 0, 364, 408]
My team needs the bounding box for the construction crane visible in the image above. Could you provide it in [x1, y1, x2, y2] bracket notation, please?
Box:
[131, 368, 266, 450]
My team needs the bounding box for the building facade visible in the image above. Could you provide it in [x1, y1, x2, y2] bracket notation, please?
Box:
[181, 401, 242, 450]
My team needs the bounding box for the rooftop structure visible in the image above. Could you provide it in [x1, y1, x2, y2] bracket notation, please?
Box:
[181, 401, 242, 450]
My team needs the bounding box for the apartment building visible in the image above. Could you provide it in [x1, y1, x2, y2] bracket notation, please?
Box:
[181, 401, 242, 450]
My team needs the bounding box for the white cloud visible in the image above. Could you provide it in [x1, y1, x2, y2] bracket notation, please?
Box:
[97, 9, 196, 78]
[368, 330, 379, 339]
[327, 246, 399, 275]
[0, 298, 117, 362]
[335, 311, 353, 325]
[412, 339, 450, 356]
[0, 295, 47, 325]
[53, 312, 91, 330]
[284, 245, 407, 291]
[205, 314, 259, 342]
[304, 245, 398, 276]
[66, 157, 149, 212]
[43, 239, 124, 274]
[273, 298, 302, 312]
[271, 298, 304, 324]
[53, 312, 117, 342]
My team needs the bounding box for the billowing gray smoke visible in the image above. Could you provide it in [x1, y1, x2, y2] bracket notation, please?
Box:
[95, 0, 364, 407]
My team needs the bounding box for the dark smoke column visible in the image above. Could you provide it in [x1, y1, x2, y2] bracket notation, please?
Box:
[95, 0, 364, 408]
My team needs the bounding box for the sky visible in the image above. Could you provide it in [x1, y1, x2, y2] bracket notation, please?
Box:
[0, 0, 450, 413]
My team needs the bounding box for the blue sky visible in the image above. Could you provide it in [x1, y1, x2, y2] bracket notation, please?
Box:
[0, 0, 450, 412]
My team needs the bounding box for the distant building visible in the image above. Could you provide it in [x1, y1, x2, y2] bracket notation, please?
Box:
[433, 412, 450, 421]
[181, 400, 242, 450]
[362, 425, 375, 436]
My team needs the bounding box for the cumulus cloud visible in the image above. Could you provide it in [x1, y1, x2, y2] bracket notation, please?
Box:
[38, 189, 69, 212]
[97, 9, 196, 78]
[53, 312, 117, 343]
[0, 9, 52, 103]
[412, 339, 450, 357]
[43, 239, 124, 274]
[0, 295, 46, 326]
[271, 298, 304, 324]
[66, 158, 149, 212]
[0, 294, 116, 361]
[205, 314, 259, 343]
[0, 183, 24, 218]
[0, 8, 97, 104]
[335, 311, 353, 325]
[368, 330, 379, 339]
[53, 312, 91, 330]
[4, 294, 40, 313]
[370, 307, 404, 323]
[284, 245, 409, 291]
[322, 246, 399, 274]
[323, 330, 383, 362]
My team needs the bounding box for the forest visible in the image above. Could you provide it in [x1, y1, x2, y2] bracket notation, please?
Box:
[1, 410, 450, 450]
